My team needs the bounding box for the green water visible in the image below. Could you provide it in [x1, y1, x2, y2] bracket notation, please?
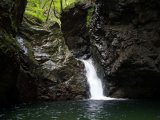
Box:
[0, 100, 160, 120]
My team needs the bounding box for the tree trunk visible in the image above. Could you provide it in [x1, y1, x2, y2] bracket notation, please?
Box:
[60, 0, 63, 13]
[42, 0, 49, 9]
[53, 1, 59, 18]
[46, 0, 54, 21]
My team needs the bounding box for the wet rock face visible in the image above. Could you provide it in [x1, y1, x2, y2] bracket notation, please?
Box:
[35, 30, 88, 100]
[0, 0, 27, 106]
[0, 52, 19, 105]
[90, 0, 160, 98]
[61, 3, 91, 59]
[0, 0, 27, 32]
[0, 0, 88, 105]
[21, 18, 88, 101]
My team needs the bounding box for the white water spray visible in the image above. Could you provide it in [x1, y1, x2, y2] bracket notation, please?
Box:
[16, 36, 28, 55]
[81, 59, 114, 100]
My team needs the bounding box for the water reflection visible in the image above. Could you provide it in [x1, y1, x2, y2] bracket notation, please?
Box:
[85, 100, 105, 120]
[0, 100, 160, 120]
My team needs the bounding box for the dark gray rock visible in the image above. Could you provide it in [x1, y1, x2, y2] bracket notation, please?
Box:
[0, 0, 28, 106]
[90, 0, 160, 98]
[0, 0, 27, 33]
[0, 0, 88, 106]
[20, 18, 88, 101]
[61, 3, 91, 59]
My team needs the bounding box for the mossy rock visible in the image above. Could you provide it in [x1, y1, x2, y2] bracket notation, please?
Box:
[0, 30, 19, 56]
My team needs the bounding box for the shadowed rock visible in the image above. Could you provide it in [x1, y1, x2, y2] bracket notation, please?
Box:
[90, 0, 160, 98]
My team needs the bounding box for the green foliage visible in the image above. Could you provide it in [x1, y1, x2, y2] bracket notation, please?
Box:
[25, 0, 85, 24]
[25, 11, 45, 23]
[25, 0, 46, 22]
[87, 7, 94, 28]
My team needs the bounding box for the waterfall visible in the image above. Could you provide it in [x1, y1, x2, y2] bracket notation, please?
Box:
[81, 59, 114, 100]
[16, 36, 28, 55]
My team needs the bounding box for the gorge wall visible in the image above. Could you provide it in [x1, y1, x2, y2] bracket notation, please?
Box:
[61, 0, 160, 98]
[90, 0, 160, 98]
[0, 0, 28, 106]
[61, 3, 91, 59]
[20, 18, 87, 101]
[0, 0, 87, 106]
[1, 0, 160, 106]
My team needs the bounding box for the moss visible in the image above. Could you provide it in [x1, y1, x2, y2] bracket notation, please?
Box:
[63, 1, 85, 12]
[24, 12, 45, 24]
[0, 29, 37, 64]
[25, 0, 84, 26]
[0, 30, 19, 56]
[63, 2, 76, 12]
[86, 7, 94, 28]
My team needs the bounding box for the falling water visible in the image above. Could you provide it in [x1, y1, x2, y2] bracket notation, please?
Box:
[81, 59, 114, 100]
[16, 36, 28, 55]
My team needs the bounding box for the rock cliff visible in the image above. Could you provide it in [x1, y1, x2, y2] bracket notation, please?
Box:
[0, 1, 87, 106]
[61, 3, 91, 59]
[1, 0, 160, 107]
[20, 18, 87, 101]
[61, 0, 160, 98]
[90, 0, 160, 98]
[0, 0, 28, 106]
